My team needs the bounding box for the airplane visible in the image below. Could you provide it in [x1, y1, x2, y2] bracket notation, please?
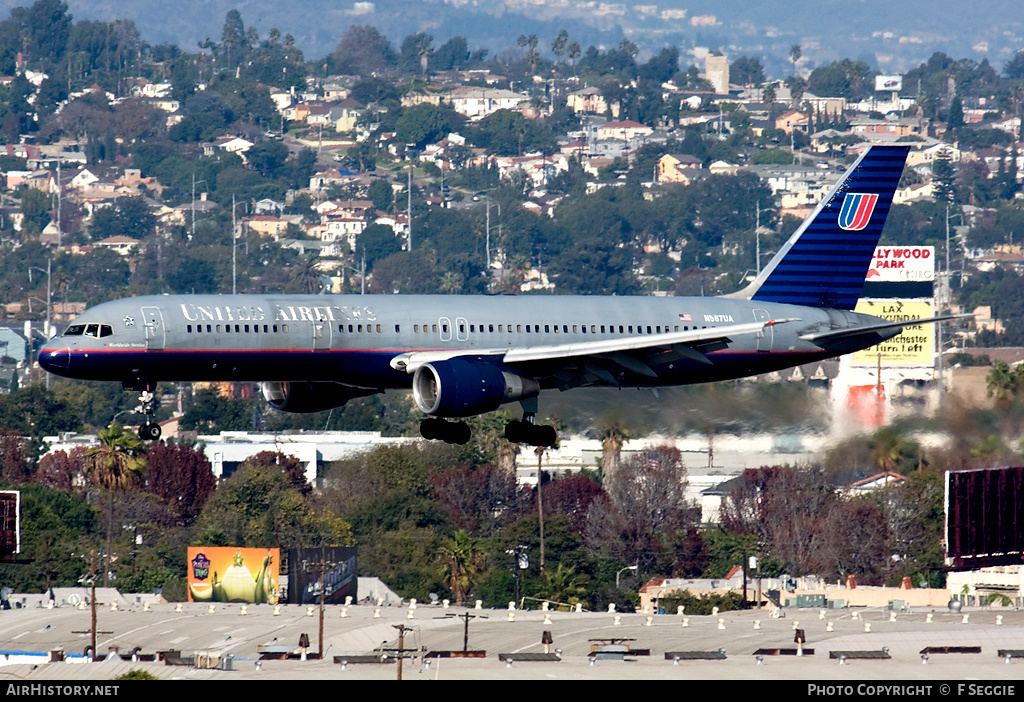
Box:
[39, 144, 964, 447]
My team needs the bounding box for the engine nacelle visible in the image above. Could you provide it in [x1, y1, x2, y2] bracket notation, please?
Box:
[412, 359, 539, 417]
[260, 381, 379, 413]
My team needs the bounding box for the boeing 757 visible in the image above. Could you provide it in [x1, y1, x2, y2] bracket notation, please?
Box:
[39, 145, 961, 446]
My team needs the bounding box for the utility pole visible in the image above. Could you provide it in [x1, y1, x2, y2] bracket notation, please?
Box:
[231, 195, 237, 295]
[391, 624, 414, 681]
[536, 446, 545, 574]
[407, 164, 413, 251]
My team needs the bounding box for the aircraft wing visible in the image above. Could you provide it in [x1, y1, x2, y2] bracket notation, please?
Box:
[390, 318, 796, 385]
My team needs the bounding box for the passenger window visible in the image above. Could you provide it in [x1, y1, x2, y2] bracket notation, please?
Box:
[573, 325, 578, 333]
[648, 326, 652, 334]
[618, 325, 624, 333]
[206, 325, 212, 333]
[432, 324, 438, 333]
[273, 325, 279, 333]
[544, 325, 550, 333]
[395, 325, 400, 333]
[376, 324, 382, 333]
[489, 324, 494, 333]
[414, 324, 419, 333]
[187, 325, 193, 333]
[628, 326, 633, 333]
[197, 325, 203, 333]
[225, 325, 231, 333]
[517, 325, 522, 333]
[282, 324, 288, 333]
[600, 326, 605, 333]
[357, 325, 363, 333]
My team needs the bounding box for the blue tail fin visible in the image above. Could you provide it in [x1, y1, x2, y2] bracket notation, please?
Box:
[734, 145, 910, 310]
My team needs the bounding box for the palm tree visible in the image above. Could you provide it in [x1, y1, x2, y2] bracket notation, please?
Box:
[598, 412, 632, 486]
[85, 423, 146, 586]
[538, 562, 586, 609]
[438, 530, 481, 606]
[551, 29, 569, 64]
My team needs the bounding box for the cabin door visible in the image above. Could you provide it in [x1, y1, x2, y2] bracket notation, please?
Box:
[141, 306, 166, 351]
[753, 309, 773, 352]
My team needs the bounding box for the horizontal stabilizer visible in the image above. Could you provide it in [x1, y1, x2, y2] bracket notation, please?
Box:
[800, 313, 973, 346]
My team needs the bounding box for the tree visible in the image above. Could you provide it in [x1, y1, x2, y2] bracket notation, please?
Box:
[143, 441, 216, 523]
[195, 459, 352, 548]
[84, 422, 146, 585]
[551, 29, 569, 64]
[437, 529, 483, 606]
[585, 445, 699, 576]
[932, 148, 956, 203]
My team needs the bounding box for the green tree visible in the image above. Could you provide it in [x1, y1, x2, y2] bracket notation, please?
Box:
[437, 529, 483, 606]
[84, 423, 146, 585]
[195, 460, 353, 548]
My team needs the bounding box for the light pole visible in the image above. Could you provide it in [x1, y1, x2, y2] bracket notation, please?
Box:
[28, 260, 52, 388]
[616, 564, 638, 590]
[191, 175, 208, 241]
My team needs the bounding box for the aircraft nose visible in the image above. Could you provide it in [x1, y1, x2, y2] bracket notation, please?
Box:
[39, 342, 70, 374]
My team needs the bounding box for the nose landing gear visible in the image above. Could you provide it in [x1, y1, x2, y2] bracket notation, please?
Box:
[134, 385, 161, 441]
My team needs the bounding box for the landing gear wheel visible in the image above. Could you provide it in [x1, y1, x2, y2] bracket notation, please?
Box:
[420, 417, 472, 445]
[139, 422, 161, 441]
[504, 419, 557, 447]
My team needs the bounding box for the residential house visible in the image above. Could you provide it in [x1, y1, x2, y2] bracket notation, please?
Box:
[775, 111, 809, 134]
[330, 98, 364, 133]
[440, 86, 528, 120]
[93, 235, 140, 256]
[657, 154, 703, 184]
[566, 87, 611, 116]
[309, 168, 358, 191]
[596, 120, 653, 142]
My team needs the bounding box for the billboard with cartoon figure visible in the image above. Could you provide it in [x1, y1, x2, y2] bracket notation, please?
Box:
[188, 547, 280, 604]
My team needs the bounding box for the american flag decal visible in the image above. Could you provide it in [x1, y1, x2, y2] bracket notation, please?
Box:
[679, 313, 691, 322]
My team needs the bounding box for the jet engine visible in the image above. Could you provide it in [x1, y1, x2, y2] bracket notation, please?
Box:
[260, 381, 379, 413]
[412, 359, 539, 417]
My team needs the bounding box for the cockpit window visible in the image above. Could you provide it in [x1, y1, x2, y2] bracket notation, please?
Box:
[70, 324, 113, 338]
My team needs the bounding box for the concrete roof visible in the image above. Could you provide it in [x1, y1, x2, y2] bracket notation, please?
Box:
[0, 599, 1021, 680]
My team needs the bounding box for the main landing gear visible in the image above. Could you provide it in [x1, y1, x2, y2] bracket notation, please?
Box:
[419, 417, 471, 445]
[131, 383, 161, 441]
[504, 414, 557, 448]
[418, 411, 557, 448]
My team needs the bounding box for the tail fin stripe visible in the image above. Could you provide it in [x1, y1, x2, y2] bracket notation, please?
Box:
[746, 145, 909, 311]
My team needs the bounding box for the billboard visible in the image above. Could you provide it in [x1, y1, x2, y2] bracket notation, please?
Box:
[862, 245, 935, 299]
[287, 547, 358, 605]
[0, 491, 19, 562]
[865, 246, 934, 283]
[851, 299, 934, 367]
[187, 547, 280, 603]
[946, 467, 1024, 569]
[875, 75, 903, 92]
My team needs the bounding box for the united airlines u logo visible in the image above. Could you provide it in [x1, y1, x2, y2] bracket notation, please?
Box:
[838, 193, 878, 231]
